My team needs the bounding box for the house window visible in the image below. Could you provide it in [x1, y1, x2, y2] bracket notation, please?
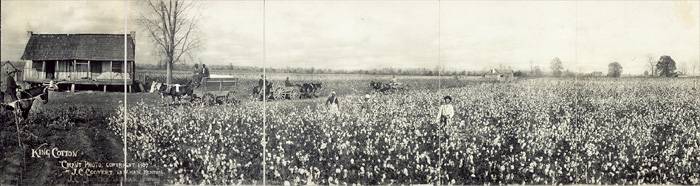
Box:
[32, 61, 43, 71]
[112, 61, 123, 73]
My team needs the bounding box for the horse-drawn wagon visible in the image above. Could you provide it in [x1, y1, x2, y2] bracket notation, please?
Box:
[251, 81, 323, 101]
[276, 82, 323, 100]
[151, 75, 240, 106]
[192, 77, 240, 105]
[369, 80, 406, 94]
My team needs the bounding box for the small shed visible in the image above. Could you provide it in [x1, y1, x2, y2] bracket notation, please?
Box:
[20, 32, 136, 92]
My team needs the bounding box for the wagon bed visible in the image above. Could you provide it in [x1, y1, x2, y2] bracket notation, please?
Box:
[192, 77, 240, 105]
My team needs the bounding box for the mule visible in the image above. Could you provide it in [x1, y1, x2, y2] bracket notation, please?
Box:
[152, 82, 195, 102]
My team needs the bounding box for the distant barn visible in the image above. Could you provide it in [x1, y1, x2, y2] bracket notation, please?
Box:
[483, 68, 514, 81]
[20, 31, 136, 92]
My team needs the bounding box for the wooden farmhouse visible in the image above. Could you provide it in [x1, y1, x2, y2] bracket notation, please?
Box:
[20, 32, 135, 92]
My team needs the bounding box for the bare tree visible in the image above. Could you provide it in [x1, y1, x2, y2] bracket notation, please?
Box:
[550, 57, 564, 77]
[647, 55, 656, 76]
[678, 62, 689, 76]
[140, 0, 201, 84]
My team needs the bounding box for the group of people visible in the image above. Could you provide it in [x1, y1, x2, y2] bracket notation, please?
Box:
[324, 90, 455, 127]
[258, 75, 456, 127]
[192, 64, 210, 87]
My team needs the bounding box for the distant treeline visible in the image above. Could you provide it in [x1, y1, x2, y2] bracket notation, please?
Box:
[136, 63, 487, 76]
[135, 63, 633, 77]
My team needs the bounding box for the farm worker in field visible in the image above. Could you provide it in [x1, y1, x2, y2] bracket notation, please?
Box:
[436, 95, 455, 127]
[361, 94, 371, 113]
[326, 91, 340, 117]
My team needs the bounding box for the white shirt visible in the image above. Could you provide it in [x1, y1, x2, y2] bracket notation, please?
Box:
[437, 104, 454, 120]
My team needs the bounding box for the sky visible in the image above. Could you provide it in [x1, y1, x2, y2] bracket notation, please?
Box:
[2, 0, 699, 75]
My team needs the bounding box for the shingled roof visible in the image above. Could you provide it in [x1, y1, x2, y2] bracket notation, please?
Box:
[21, 33, 135, 61]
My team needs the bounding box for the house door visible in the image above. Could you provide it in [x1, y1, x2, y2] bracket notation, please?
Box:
[76, 62, 89, 79]
[90, 62, 102, 78]
[45, 61, 56, 79]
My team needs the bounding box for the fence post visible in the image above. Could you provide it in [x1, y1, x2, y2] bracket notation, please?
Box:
[219, 79, 223, 91]
[1, 62, 3, 88]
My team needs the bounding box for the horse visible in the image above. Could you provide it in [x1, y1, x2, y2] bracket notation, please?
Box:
[252, 82, 274, 100]
[299, 82, 323, 98]
[369, 81, 382, 91]
[300, 83, 315, 93]
[151, 81, 195, 102]
[369, 81, 400, 93]
[312, 82, 323, 90]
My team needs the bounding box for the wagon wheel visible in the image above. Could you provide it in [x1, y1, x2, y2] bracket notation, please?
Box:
[288, 90, 299, 100]
[278, 90, 288, 100]
[273, 90, 286, 100]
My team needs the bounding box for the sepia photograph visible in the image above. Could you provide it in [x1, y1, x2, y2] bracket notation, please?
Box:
[1, 0, 700, 185]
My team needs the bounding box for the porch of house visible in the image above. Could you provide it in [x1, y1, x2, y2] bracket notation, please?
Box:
[23, 60, 136, 92]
